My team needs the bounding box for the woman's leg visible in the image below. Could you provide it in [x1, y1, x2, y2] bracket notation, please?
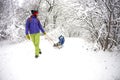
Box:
[30, 33, 40, 56]
[34, 33, 40, 56]
[30, 34, 36, 55]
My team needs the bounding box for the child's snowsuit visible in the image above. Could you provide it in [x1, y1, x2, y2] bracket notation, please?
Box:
[54, 35, 65, 47]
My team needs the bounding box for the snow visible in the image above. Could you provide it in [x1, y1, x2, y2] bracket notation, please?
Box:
[0, 37, 120, 80]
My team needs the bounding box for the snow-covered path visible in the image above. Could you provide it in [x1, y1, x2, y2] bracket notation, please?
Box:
[0, 38, 120, 80]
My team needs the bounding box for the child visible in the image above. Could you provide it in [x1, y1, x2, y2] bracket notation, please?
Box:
[53, 35, 65, 48]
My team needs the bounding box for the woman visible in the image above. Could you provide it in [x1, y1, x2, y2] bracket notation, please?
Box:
[25, 10, 46, 58]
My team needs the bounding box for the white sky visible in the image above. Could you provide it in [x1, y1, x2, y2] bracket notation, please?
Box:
[17, 0, 24, 7]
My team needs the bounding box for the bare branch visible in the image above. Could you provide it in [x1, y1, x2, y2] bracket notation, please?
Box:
[104, 2, 112, 12]
[37, 0, 42, 10]
[45, 0, 51, 6]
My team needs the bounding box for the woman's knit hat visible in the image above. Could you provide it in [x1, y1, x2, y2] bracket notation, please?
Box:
[31, 10, 38, 14]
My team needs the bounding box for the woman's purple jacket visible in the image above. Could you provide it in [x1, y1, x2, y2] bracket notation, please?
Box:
[25, 16, 45, 35]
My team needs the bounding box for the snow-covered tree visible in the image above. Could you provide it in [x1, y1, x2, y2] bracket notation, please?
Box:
[93, 0, 120, 51]
[1, 0, 120, 51]
[67, 0, 120, 51]
[0, 0, 18, 41]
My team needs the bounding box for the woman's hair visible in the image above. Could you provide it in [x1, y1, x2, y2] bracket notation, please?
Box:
[31, 10, 38, 14]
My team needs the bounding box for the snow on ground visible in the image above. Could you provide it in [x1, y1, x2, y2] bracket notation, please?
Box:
[0, 37, 120, 80]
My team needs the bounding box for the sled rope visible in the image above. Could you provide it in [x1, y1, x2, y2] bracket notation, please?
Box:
[45, 35, 61, 49]
[45, 35, 55, 44]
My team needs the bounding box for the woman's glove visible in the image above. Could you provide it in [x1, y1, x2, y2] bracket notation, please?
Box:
[44, 32, 46, 35]
[26, 35, 30, 40]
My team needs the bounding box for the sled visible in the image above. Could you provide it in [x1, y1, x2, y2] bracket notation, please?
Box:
[53, 43, 63, 49]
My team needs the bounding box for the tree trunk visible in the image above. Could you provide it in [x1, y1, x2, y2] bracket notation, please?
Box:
[103, 12, 112, 51]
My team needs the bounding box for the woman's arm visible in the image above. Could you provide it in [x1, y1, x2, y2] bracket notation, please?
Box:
[25, 19, 30, 35]
[38, 20, 46, 34]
